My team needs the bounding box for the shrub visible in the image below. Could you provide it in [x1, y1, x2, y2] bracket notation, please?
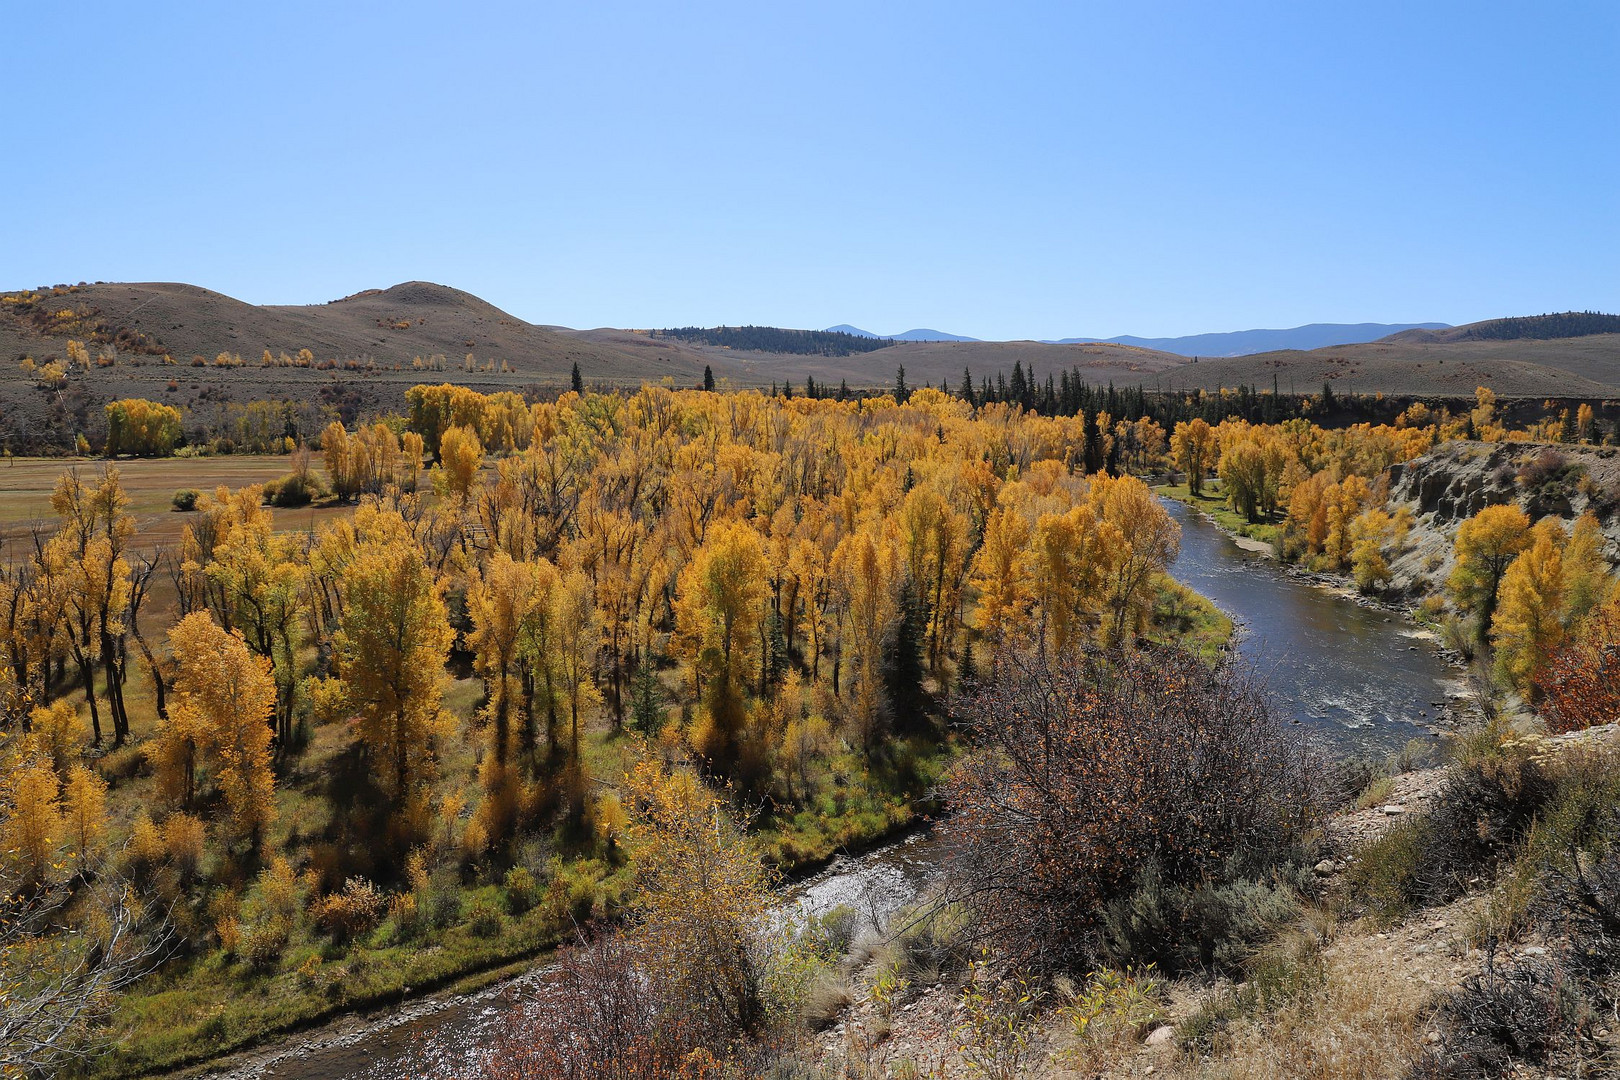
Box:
[943, 647, 1324, 973]
[241, 918, 290, 970]
[457, 932, 740, 1078]
[310, 877, 388, 942]
[171, 488, 200, 511]
[419, 868, 463, 931]
[163, 813, 207, 882]
[502, 865, 538, 916]
[467, 895, 504, 938]
[263, 470, 326, 508]
[1099, 857, 1308, 973]
[1351, 727, 1552, 920]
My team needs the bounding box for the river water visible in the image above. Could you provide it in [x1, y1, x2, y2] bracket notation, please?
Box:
[214, 498, 1458, 1080]
[1162, 499, 1460, 756]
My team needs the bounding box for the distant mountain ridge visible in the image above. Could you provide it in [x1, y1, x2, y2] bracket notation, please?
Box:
[1052, 322, 1452, 357]
[1384, 312, 1620, 345]
[825, 321, 1454, 354]
[825, 324, 980, 342]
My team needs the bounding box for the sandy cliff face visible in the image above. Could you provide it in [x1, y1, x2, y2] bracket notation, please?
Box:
[1382, 441, 1620, 596]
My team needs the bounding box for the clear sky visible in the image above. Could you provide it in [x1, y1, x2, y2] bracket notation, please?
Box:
[3, 1, 1616, 339]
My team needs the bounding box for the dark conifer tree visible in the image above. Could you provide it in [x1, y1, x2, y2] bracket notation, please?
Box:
[703, 364, 716, 392]
[571, 361, 584, 394]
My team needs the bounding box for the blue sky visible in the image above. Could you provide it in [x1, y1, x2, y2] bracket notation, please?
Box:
[3, 1, 1615, 339]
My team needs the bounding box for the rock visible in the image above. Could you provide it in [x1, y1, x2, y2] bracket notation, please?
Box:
[1314, 859, 1339, 875]
[1382, 804, 1407, 815]
[1523, 946, 1547, 956]
[1146, 1025, 1176, 1047]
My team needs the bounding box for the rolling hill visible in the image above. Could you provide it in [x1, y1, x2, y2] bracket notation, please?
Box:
[4, 281, 1617, 455]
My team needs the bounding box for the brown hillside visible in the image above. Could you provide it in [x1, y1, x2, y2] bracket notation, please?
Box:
[1151, 336, 1620, 398]
[0, 281, 737, 451]
[603, 336, 1186, 391]
[0, 281, 718, 384]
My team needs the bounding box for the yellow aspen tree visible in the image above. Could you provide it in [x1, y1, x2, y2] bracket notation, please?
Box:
[968, 507, 1033, 655]
[1090, 473, 1181, 645]
[674, 520, 768, 770]
[899, 485, 969, 682]
[1562, 512, 1613, 628]
[203, 501, 304, 746]
[321, 421, 354, 501]
[61, 764, 107, 864]
[439, 423, 485, 503]
[466, 552, 541, 768]
[167, 612, 278, 845]
[1321, 474, 1371, 571]
[1216, 439, 1268, 522]
[1349, 507, 1396, 592]
[1171, 418, 1217, 496]
[28, 700, 84, 778]
[1492, 521, 1566, 695]
[553, 567, 600, 761]
[1576, 403, 1596, 444]
[1029, 505, 1111, 658]
[3, 756, 60, 887]
[331, 527, 455, 799]
[1449, 504, 1532, 625]
[515, 557, 565, 757]
[833, 520, 900, 760]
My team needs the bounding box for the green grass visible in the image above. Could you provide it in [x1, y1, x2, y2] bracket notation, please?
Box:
[1145, 576, 1234, 661]
[1157, 480, 1284, 551]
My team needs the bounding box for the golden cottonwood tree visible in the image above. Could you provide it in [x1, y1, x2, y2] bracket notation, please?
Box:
[1449, 504, 1532, 626]
[1171, 419, 1216, 496]
[328, 525, 455, 799]
[162, 612, 278, 845]
[1090, 473, 1180, 645]
[2, 754, 61, 887]
[1492, 521, 1566, 695]
[439, 423, 484, 502]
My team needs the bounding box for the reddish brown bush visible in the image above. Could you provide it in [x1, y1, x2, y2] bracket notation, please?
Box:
[943, 646, 1323, 973]
[419, 933, 734, 1080]
[1538, 596, 1620, 733]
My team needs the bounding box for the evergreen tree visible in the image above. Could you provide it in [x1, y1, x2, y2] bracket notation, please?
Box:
[895, 365, 909, 403]
[961, 366, 976, 406]
[703, 364, 715, 392]
[1083, 409, 1105, 473]
[838, 379, 849, 401]
[883, 579, 930, 734]
[630, 658, 666, 737]
[571, 361, 584, 394]
[805, 374, 817, 399]
[1009, 361, 1028, 406]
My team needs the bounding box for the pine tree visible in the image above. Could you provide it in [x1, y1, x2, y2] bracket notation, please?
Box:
[894, 365, 909, 403]
[571, 361, 584, 394]
[703, 365, 715, 392]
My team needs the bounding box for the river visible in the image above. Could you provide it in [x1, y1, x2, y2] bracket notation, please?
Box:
[1162, 498, 1461, 756]
[211, 498, 1458, 1080]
